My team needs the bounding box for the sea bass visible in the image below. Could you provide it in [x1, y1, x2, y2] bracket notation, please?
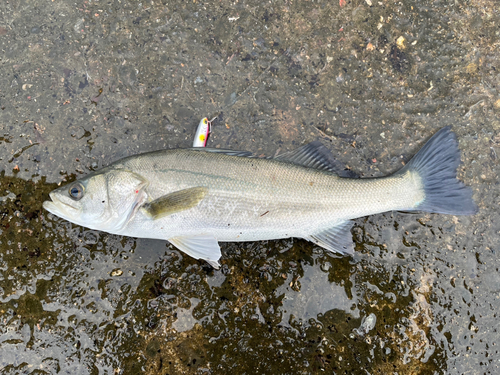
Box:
[43, 127, 477, 268]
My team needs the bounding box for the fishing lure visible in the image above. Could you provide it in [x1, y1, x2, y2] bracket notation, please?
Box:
[193, 117, 215, 147]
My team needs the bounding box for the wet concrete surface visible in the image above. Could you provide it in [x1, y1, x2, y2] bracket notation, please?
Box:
[0, 0, 499, 373]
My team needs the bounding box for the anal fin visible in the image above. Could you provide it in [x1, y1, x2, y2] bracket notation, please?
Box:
[169, 234, 221, 269]
[306, 221, 355, 255]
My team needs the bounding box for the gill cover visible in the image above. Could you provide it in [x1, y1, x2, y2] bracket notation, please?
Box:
[99, 170, 149, 231]
[44, 169, 148, 233]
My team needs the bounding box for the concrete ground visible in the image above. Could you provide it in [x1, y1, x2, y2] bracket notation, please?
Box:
[0, 0, 498, 373]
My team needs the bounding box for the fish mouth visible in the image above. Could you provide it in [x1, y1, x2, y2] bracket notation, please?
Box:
[43, 192, 79, 219]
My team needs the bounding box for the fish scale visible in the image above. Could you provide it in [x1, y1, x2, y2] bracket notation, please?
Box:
[122, 151, 409, 234]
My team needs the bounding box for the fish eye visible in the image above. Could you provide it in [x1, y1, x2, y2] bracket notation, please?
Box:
[68, 183, 84, 201]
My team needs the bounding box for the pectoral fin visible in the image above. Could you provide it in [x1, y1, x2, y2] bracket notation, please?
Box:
[306, 221, 355, 255]
[142, 187, 208, 220]
[169, 234, 221, 269]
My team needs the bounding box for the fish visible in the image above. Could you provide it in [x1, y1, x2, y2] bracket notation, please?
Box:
[43, 126, 477, 268]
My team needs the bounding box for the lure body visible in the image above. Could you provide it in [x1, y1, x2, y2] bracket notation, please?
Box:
[193, 117, 211, 147]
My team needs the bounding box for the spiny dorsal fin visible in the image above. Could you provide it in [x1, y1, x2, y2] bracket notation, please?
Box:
[275, 141, 356, 177]
[190, 148, 254, 157]
[142, 186, 208, 220]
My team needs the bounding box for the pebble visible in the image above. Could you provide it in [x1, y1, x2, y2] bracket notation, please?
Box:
[110, 269, 123, 277]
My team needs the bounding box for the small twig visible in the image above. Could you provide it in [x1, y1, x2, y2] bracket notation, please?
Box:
[313, 125, 335, 141]
[464, 99, 484, 118]
[226, 53, 235, 65]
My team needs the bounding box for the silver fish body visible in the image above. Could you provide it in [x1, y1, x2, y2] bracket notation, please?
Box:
[43, 127, 476, 268]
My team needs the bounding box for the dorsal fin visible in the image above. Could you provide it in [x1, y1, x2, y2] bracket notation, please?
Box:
[190, 148, 254, 157]
[275, 141, 356, 177]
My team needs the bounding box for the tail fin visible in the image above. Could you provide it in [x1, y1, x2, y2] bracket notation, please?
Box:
[400, 126, 477, 215]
